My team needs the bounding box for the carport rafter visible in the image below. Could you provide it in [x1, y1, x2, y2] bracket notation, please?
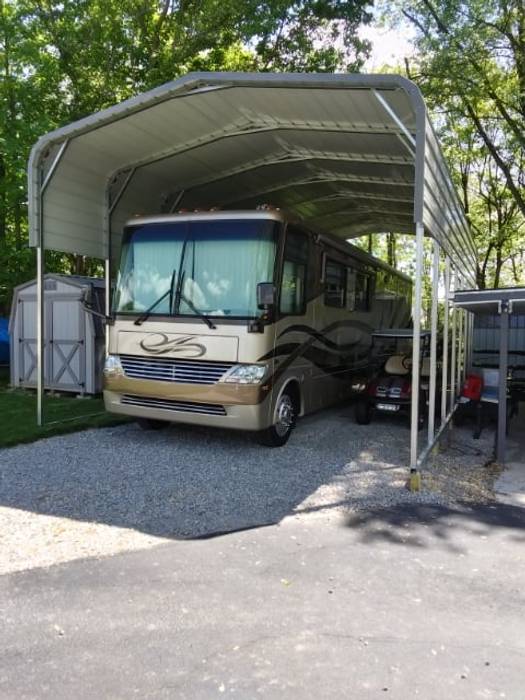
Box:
[209, 174, 416, 211]
[104, 121, 417, 193]
[125, 149, 415, 207]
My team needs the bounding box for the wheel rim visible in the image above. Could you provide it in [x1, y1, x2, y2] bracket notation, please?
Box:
[275, 394, 295, 437]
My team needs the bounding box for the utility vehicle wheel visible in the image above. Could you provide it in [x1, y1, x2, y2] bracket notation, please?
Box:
[257, 391, 296, 447]
[137, 418, 167, 431]
[355, 400, 372, 425]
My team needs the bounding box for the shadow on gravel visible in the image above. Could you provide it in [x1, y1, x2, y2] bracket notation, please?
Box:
[0, 404, 422, 540]
[345, 502, 525, 553]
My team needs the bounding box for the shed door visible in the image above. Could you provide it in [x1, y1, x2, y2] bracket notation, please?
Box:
[18, 297, 41, 385]
[49, 299, 85, 392]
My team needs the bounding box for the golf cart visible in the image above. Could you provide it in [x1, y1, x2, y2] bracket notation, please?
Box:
[355, 329, 433, 427]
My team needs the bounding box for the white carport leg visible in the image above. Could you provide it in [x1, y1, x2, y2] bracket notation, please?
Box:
[450, 270, 458, 412]
[36, 244, 44, 426]
[440, 257, 450, 425]
[36, 139, 70, 426]
[457, 301, 464, 390]
[427, 239, 440, 445]
[410, 222, 425, 478]
[104, 258, 111, 356]
[467, 311, 474, 370]
[463, 308, 469, 382]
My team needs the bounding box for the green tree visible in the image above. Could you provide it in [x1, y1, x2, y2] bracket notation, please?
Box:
[378, 0, 525, 288]
[0, 0, 372, 312]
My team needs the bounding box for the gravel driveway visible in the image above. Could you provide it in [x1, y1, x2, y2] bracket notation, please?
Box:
[0, 404, 496, 575]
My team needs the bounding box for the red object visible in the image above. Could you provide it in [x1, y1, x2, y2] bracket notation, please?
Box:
[367, 380, 378, 396]
[461, 374, 483, 401]
[399, 379, 412, 399]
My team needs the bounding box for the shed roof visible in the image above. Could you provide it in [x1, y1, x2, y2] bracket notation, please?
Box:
[454, 288, 525, 314]
[28, 72, 476, 284]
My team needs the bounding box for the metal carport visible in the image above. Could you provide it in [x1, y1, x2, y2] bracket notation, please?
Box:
[28, 71, 477, 479]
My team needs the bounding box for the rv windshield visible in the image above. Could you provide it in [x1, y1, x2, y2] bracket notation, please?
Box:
[114, 219, 279, 318]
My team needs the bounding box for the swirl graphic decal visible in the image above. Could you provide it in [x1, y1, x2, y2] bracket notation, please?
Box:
[139, 333, 206, 357]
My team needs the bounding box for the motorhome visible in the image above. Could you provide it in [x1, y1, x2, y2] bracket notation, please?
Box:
[103, 209, 411, 445]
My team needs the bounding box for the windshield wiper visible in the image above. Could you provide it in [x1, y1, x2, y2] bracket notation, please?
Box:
[133, 269, 176, 326]
[180, 290, 217, 330]
[173, 268, 216, 330]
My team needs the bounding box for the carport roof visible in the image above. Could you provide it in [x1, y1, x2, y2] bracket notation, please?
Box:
[28, 71, 476, 283]
[454, 288, 525, 314]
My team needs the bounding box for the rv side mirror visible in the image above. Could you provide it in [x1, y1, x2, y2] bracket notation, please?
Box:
[257, 282, 275, 309]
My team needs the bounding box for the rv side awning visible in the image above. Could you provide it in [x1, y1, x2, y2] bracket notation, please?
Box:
[28, 72, 476, 284]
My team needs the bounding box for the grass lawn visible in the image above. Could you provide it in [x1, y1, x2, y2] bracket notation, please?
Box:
[0, 365, 129, 448]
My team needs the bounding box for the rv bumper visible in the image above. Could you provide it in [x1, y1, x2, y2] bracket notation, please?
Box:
[104, 389, 273, 431]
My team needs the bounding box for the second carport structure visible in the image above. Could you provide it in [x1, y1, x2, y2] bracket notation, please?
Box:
[28, 71, 477, 477]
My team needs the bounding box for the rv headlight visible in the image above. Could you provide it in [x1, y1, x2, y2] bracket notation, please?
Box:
[223, 364, 267, 384]
[103, 354, 123, 377]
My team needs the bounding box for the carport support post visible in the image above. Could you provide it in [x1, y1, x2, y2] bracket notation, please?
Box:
[441, 257, 450, 425]
[428, 239, 440, 445]
[36, 244, 44, 426]
[450, 271, 458, 413]
[456, 303, 464, 389]
[35, 139, 69, 426]
[496, 301, 510, 464]
[409, 222, 425, 490]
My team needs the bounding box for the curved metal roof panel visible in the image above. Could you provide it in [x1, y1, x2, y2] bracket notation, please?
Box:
[28, 71, 476, 284]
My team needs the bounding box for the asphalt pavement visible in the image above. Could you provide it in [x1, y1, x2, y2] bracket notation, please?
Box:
[1, 502, 524, 699]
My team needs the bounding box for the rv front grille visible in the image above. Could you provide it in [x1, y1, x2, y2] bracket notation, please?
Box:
[120, 354, 233, 385]
[121, 394, 227, 416]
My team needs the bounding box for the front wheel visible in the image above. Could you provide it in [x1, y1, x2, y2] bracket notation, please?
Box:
[256, 391, 296, 447]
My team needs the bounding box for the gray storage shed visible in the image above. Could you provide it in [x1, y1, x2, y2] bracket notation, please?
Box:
[9, 274, 105, 394]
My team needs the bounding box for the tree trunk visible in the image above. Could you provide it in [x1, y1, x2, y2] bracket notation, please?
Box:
[387, 232, 396, 267]
[494, 248, 503, 288]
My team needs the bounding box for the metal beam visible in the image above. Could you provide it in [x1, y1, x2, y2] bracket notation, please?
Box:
[36, 244, 45, 426]
[441, 257, 450, 425]
[212, 173, 415, 208]
[497, 302, 510, 463]
[306, 191, 415, 205]
[410, 222, 425, 473]
[171, 150, 414, 196]
[372, 90, 417, 148]
[107, 120, 415, 182]
[428, 239, 440, 444]
[457, 301, 464, 390]
[37, 140, 70, 427]
[449, 270, 458, 413]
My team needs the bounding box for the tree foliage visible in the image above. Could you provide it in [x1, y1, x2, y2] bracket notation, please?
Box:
[0, 0, 371, 312]
[380, 0, 525, 288]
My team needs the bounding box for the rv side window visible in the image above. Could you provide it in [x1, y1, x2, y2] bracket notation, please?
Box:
[355, 273, 369, 311]
[324, 259, 346, 308]
[280, 227, 308, 315]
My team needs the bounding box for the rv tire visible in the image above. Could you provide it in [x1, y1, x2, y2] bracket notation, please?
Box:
[256, 390, 296, 447]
